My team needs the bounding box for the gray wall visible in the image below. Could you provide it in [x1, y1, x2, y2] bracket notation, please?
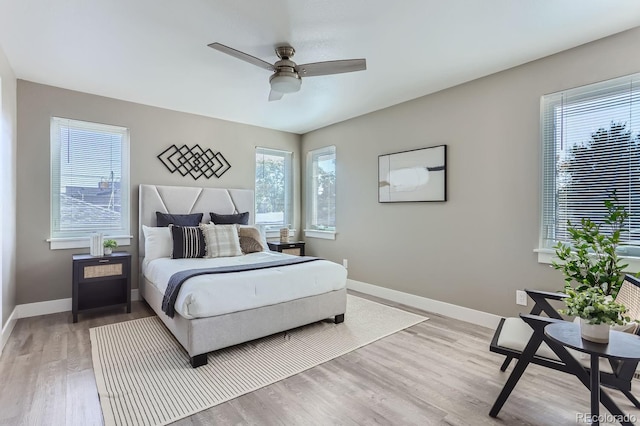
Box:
[0, 44, 17, 327]
[16, 81, 301, 304]
[301, 26, 640, 318]
[13, 27, 640, 316]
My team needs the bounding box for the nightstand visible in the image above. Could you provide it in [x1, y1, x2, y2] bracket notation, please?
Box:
[72, 252, 131, 323]
[268, 241, 305, 256]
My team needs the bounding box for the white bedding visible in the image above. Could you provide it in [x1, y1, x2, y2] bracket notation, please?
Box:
[143, 251, 347, 319]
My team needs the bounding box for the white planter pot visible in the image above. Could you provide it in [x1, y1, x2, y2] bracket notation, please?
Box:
[104, 247, 113, 255]
[580, 318, 610, 344]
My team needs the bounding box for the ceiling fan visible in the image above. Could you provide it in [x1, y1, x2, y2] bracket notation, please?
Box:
[208, 42, 367, 101]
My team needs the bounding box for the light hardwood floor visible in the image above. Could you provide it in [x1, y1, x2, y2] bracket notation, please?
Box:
[1, 291, 640, 425]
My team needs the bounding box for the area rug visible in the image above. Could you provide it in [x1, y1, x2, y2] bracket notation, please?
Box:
[90, 295, 427, 426]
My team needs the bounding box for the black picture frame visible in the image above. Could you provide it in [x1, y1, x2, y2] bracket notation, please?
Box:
[378, 144, 447, 202]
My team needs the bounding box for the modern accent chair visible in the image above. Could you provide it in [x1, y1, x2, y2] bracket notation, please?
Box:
[489, 274, 640, 419]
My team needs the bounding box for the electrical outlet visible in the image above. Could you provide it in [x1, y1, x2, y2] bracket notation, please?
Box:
[343, 259, 348, 269]
[516, 290, 528, 306]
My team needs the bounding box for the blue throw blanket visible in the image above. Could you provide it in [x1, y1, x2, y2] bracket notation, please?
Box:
[161, 256, 321, 317]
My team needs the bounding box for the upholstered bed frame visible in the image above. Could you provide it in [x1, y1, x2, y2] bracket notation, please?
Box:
[138, 184, 347, 367]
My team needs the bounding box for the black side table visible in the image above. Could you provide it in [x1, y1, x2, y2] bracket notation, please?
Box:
[545, 322, 640, 425]
[267, 241, 305, 256]
[72, 252, 132, 322]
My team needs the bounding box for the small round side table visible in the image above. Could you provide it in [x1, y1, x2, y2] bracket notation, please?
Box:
[545, 322, 640, 425]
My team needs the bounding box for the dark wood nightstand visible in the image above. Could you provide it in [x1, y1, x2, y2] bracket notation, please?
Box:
[72, 252, 131, 323]
[268, 241, 305, 256]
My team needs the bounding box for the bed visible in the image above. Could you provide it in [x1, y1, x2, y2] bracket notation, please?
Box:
[138, 184, 347, 367]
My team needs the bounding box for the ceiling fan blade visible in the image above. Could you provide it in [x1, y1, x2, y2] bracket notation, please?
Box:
[296, 59, 366, 77]
[208, 42, 275, 72]
[268, 89, 284, 102]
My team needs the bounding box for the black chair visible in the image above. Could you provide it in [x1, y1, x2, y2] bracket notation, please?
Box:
[489, 274, 640, 419]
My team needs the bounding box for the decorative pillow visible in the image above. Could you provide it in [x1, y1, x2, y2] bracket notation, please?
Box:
[169, 224, 206, 259]
[200, 223, 242, 258]
[236, 225, 267, 254]
[156, 212, 203, 227]
[142, 225, 172, 260]
[210, 211, 249, 225]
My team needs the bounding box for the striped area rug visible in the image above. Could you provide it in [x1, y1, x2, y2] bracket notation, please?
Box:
[90, 295, 427, 426]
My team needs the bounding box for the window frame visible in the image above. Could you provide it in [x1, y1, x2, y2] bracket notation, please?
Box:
[49, 117, 131, 249]
[538, 73, 640, 271]
[254, 147, 294, 232]
[305, 145, 337, 240]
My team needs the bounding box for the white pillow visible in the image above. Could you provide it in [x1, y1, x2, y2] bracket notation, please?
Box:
[255, 224, 269, 249]
[200, 223, 242, 258]
[142, 225, 172, 261]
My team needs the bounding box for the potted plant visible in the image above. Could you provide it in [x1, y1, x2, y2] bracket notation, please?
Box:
[553, 196, 631, 343]
[561, 286, 628, 343]
[103, 239, 118, 255]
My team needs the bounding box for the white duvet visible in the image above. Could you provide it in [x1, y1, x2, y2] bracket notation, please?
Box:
[143, 251, 347, 319]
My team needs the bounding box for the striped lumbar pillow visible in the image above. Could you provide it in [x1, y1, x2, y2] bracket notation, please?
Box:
[169, 224, 206, 259]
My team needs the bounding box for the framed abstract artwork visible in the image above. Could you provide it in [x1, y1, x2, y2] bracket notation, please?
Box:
[378, 144, 447, 202]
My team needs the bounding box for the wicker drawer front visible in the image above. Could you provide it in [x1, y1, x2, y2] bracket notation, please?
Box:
[282, 248, 302, 256]
[83, 263, 123, 279]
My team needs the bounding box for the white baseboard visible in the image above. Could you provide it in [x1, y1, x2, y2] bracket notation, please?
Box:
[347, 279, 501, 329]
[0, 307, 18, 357]
[4, 282, 499, 348]
[13, 289, 141, 320]
[0, 289, 141, 355]
[15, 298, 72, 318]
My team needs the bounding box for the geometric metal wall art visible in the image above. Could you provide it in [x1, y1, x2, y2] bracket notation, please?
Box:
[157, 144, 231, 180]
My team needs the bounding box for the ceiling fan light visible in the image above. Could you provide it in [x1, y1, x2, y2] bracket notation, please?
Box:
[270, 73, 302, 94]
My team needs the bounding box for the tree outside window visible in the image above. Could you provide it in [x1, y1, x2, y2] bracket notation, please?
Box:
[307, 146, 336, 231]
[541, 74, 640, 252]
[255, 148, 292, 229]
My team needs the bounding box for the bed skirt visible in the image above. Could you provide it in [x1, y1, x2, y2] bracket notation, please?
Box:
[140, 276, 347, 358]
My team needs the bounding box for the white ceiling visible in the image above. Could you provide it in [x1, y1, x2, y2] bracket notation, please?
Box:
[1, 1, 640, 134]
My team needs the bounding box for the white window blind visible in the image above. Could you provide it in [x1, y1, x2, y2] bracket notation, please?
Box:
[255, 147, 293, 230]
[541, 73, 640, 254]
[51, 117, 130, 239]
[306, 146, 336, 232]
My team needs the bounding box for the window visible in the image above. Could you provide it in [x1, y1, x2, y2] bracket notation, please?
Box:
[540, 73, 640, 255]
[50, 117, 130, 248]
[255, 147, 293, 230]
[306, 146, 336, 238]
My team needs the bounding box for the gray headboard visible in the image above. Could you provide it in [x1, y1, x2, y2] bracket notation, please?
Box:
[138, 184, 255, 258]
